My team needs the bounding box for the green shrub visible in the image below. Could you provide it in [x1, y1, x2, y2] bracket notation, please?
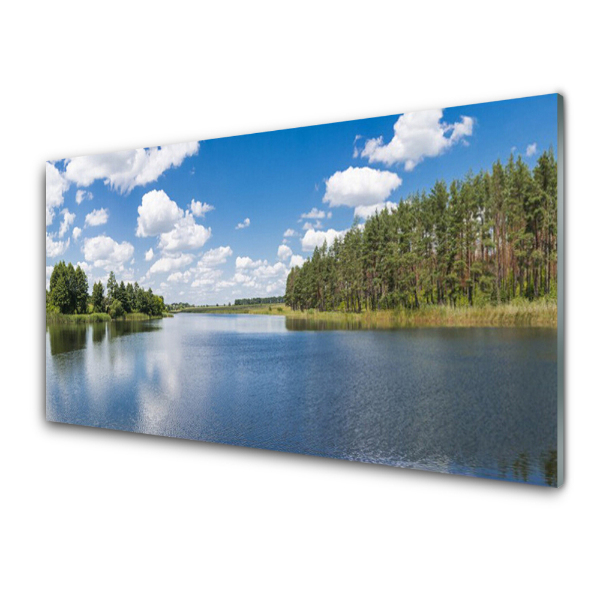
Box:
[109, 299, 124, 318]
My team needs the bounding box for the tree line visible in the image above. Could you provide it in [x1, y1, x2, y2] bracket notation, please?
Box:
[47, 262, 166, 317]
[285, 150, 558, 312]
[233, 296, 285, 306]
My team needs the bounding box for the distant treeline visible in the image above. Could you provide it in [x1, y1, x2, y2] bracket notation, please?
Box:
[234, 296, 285, 306]
[47, 262, 166, 317]
[166, 302, 193, 311]
[286, 150, 558, 312]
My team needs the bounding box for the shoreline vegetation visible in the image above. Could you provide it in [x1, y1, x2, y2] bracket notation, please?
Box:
[285, 151, 558, 321]
[46, 311, 172, 324]
[46, 263, 168, 324]
[178, 300, 557, 328]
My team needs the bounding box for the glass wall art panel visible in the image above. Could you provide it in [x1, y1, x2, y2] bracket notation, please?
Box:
[46, 94, 564, 486]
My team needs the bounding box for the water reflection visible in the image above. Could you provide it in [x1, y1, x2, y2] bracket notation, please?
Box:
[47, 320, 161, 355]
[47, 314, 559, 486]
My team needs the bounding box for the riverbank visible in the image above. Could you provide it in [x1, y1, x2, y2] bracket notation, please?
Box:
[46, 311, 172, 324]
[181, 300, 557, 328]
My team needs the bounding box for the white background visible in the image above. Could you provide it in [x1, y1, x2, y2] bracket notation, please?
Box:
[1, 2, 598, 598]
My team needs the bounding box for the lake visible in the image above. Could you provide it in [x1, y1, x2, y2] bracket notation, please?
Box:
[46, 314, 558, 485]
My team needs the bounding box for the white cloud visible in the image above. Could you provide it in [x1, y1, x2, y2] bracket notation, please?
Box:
[167, 272, 181, 283]
[84, 207, 109, 228]
[145, 248, 154, 261]
[75, 190, 93, 205]
[64, 141, 199, 194]
[323, 166, 402, 208]
[290, 255, 306, 268]
[301, 228, 346, 252]
[158, 212, 212, 253]
[148, 253, 194, 275]
[277, 244, 293, 261]
[198, 246, 232, 267]
[58, 209, 76, 238]
[82, 235, 134, 272]
[526, 143, 538, 157]
[361, 109, 473, 170]
[72, 227, 82, 241]
[301, 208, 326, 219]
[233, 272, 252, 284]
[253, 262, 288, 280]
[191, 269, 224, 288]
[46, 162, 70, 226]
[190, 199, 215, 218]
[302, 220, 322, 230]
[283, 228, 298, 237]
[235, 217, 251, 230]
[136, 190, 211, 252]
[354, 201, 397, 220]
[236, 256, 267, 270]
[46, 233, 70, 258]
[136, 190, 183, 237]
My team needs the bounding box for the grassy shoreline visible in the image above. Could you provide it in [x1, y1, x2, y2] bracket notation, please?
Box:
[46, 311, 171, 324]
[180, 300, 557, 328]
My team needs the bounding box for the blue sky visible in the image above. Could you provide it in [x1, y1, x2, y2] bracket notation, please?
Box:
[46, 93, 558, 305]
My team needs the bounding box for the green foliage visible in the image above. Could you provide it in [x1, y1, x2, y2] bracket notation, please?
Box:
[286, 150, 558, 313]
[48, 264, 165, 319]
[91, 281, 105, 313]
[233, 296, 284, 305]
[109, 299, 124, 318]
[47, 261, 89, 314]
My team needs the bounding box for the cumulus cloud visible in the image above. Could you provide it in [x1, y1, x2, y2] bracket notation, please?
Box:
[84, 207, 109, 228]
[190, 200, 215, 218]
[252, 262, 288, 280]
[46, 233, 70, 258]
[354, 201, 397, 220]
[361, 109, 473, 170]
[233, 272, 252, 284]
[526, 143, 538, 157]
[302, 220, 322, 230]
[82, 235, 134, 272]
[191, 268, 224, 288]
[136, 190, 183, 237]
[72, 227, 82, 241]
[301, 208, 326, 219]
[148, 253, 194, 275]
[136, 190, 211, 252]
[301, 228, 347, 251]
[236, 256, 267, 270]
[323, 166, 402, 208]
[58, 209, 76, 238]
[158, 212, 212, 253]
[198, 246, 232, 267]
[145, 248, 154, 261]
[277, 244, 293, 261]
[283, 228, 298, 237]
[75, 190, 93, 205]
[64, 141, 199, 194]
[290, 255, 306, 268]
[235, 217, 250, 230]
[46, 162, 70, 226]
[167, 272, 184, 283]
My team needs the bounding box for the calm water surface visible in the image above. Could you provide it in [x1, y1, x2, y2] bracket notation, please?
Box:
[46, 314, 558, 485]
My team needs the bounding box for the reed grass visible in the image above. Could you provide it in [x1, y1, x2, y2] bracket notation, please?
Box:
[45, 312, 111, 324]
[185, 300, 557, 328]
